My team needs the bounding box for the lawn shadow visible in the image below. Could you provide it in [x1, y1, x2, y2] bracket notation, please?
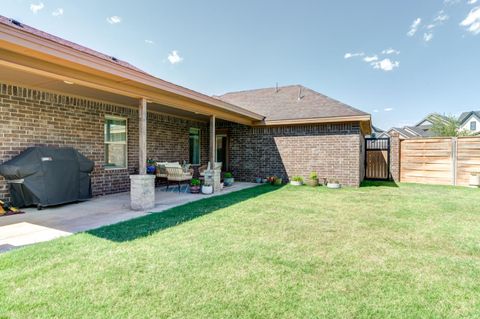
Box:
[87, 185, 283, 243]
[361, 180, 399, 188]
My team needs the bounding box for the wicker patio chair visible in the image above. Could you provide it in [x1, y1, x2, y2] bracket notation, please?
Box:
[165, 164, 193, 192]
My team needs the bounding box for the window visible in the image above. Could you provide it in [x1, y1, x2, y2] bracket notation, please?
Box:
[105, 116, 127, 168]
[470, 121, 477, 131]
[189, 128, 200, 165]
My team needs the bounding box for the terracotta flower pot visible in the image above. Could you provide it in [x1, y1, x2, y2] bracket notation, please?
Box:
[190, 185, 200, 194]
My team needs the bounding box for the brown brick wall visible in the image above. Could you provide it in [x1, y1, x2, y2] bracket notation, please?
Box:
[217, 121, 364, 187]
[389, 132, 400, 182]
[0, 83, 208, 201]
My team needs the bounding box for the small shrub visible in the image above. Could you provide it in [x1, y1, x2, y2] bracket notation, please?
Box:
[292, 176, 304, 182]
[224, 172, 233, 178]
[309, 172, 318, 180]
[191, 178, 201, 186]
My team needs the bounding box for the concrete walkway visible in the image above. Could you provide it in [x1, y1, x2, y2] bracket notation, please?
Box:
[0, 182, 258, 253]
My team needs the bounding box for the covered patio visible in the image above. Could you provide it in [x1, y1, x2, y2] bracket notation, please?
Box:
[0, 182, 257, 253]
[0, 18, 265, 211]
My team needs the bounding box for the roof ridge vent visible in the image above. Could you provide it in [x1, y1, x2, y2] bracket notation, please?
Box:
[111, 56, 118, 62]
[10, 19, 23, 28]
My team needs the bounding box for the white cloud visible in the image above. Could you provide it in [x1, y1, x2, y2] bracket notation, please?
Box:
[145, 39, 154, 44]
[384, 107, 394, 112]
[460, 6, 480, 34]
[424, 32, 434, 42]
[444, 0, 460, 5]
[468, 0, 478, 4]
[30, 2, 44, 14]
[344, 52, 364, 59]
[371, 59, 400, 71]
[381, 48, 400, 55]
[407, 18, 422, 36]
[434, 11, 449, 23]
[363, 55, 378, 62]
[373, 109, 379, 113]
[52, 8, 63, 16]
[106, 16, 122, 24]
[167, 50, 183, 64]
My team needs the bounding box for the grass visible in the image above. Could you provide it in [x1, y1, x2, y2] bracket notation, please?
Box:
[1, 182, 480, 318]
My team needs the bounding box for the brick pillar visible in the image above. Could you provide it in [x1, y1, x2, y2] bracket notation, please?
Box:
[389, 132, 401, 182]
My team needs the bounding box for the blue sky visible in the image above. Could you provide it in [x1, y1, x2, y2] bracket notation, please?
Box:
[1, 0, 479, 129]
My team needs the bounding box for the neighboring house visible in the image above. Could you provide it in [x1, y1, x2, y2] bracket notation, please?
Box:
[366, 125, 385, 138]
[0, 15, 371, 202]
[459, 111, 480, 134]
[383, 113, 448, 140]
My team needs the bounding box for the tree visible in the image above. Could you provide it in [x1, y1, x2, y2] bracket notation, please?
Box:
[431, 115, 470, 137]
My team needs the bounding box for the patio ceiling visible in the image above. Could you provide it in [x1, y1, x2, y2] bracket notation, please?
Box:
[0, 63, 210, 122]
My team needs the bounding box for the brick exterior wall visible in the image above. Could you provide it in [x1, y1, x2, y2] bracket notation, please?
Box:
[0, 83, 208, 201]
[389, 132, 401, 182]
[217, 121, 364, 187]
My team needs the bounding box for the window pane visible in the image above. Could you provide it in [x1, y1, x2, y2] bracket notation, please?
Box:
[105, 119, 126, 142]
[105, 144, 126, 168]
[189, 128, 200, 165]
[471, 121, 476, 131]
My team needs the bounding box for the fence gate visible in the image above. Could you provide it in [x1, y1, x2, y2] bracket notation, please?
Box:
[365, 138, 390, 180]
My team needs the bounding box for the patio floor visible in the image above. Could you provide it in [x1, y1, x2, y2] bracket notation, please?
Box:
[0, 182, 258, 253]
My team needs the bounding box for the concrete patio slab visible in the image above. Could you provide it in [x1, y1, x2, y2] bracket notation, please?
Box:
[0, 182, 258, 252]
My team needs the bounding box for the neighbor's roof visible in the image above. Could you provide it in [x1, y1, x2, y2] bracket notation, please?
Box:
[389, 127, 418, 139]
[414, 113, 449, 127]
[216, 85, 369, 123]
[371, 125, 384, 133]
[459, 111, 480, 124]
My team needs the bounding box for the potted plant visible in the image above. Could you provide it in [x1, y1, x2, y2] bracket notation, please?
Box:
[190, 178, 201, 193]
[327, 179, 341, 189]
[469, 171, 480, 188]
[307, 172, 319, 187]
[290, 176, 303, 186]
[146, 159, 156, 174]
[202, 182, 213, 194]
[223, 172, 234, 186]
[262, 178, 268, 183]
[255, 177, 262, 183]
[267, 176, 276, 185]
[274, 177, 283, 185]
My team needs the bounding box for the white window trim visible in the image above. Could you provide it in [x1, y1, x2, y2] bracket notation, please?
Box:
[105, 115, 128, 170]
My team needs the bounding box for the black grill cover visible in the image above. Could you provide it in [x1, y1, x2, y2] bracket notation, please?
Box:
[0, 147, 94, 208]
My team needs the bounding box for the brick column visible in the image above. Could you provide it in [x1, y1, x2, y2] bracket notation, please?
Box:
[389, 132, 401, 182]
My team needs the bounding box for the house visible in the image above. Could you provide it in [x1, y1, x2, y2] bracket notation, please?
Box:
[459, 111, 480, 134]
[367, 125, 385, 138]
[0, 15, 371, 203]
[383, 113, 448, 139]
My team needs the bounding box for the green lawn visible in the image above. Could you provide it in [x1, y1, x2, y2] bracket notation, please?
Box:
[1, 182, 480, 318]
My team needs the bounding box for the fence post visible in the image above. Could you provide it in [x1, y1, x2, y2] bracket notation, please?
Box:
[389, 132, 401, 182]
[452, 137, 457, 186]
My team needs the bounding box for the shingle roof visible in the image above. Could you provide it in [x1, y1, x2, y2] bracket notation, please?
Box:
[389, 127, 418, 138]
[216, 85, 369, 121]
[0, 15, 148, 75]
[459, 111, 480, 124]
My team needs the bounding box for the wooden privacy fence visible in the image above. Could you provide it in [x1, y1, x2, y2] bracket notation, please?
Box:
[400, 136, 480, 186]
